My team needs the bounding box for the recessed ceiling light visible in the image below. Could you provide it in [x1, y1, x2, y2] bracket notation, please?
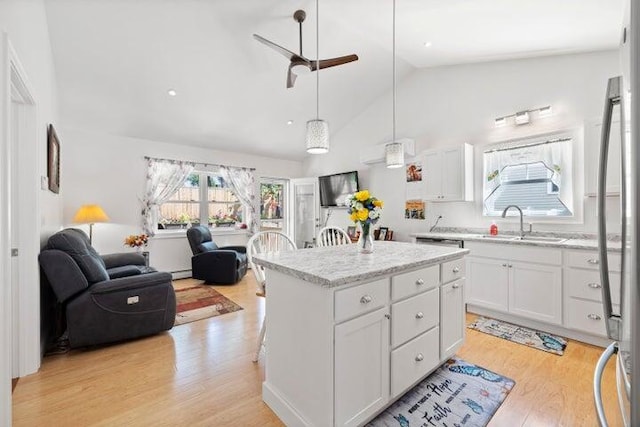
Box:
[423, 41, 432, 48]
[287, 120, 294, 125]
[167, 89, 177, 97]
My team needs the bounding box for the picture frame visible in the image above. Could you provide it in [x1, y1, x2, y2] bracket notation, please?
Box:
[378, 227, 389, 241]
[347, 226, 356, 238]
[47, 124, 60, 194]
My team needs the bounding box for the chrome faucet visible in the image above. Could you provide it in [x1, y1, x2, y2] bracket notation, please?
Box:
[501, 205, 525, 239]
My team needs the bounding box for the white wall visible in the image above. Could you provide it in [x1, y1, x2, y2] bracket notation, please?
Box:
[305, 50, 622, 240]
[61, 128, 304, 272]
[0, 0, 62, 241]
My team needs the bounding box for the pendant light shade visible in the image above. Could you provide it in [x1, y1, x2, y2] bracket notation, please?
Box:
[306, 0, 329, 154]
[385, 141, 404, 168]
[306, 119, 330, 154]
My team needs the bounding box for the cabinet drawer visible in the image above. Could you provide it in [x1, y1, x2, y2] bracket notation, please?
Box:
[391, 288, 439, 347]
[335, 278, 389, 323]
[391, 327, 440, 398]
[391, 265, 439, 301]
[442, 258, 465, 284]
[566, 298, 618, 337]
[567, 268, 621, 305]
[565, 250, 621, 272]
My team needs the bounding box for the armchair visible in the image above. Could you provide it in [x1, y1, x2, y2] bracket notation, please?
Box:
[186, 226, 248, 284]
[39, 228, 176, 348]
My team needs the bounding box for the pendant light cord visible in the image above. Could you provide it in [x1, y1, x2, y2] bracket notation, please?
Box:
[392, 0, 396, 143]
[316, 0, 320, 120]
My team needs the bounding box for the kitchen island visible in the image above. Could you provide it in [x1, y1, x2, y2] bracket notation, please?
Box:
[251, 241, 469, 427]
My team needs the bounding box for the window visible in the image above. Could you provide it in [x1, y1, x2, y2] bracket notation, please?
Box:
[260, 180, 287, 231]
[483, 137, 573, 217]
[158, 172, 242, 230]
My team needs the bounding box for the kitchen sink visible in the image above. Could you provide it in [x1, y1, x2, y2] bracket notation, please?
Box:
[514, 236, 567, 243]
[479, 234, 567, 243]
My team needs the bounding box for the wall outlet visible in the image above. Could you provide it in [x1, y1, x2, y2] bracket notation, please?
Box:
[127, 296, 139, 305]
[40, 176, 48, 190]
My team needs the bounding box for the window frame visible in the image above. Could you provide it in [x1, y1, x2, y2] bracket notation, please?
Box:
[481, 130, 581, 223]
[157, 171, 246, 234]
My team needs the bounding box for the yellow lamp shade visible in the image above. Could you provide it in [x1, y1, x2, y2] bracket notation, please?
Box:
[73, 205, 110, 224]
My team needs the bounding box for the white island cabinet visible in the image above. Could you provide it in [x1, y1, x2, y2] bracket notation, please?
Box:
[251, 241, 469, 427]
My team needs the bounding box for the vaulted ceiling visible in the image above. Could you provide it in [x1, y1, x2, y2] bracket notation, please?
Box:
[44, 0, 624, 161]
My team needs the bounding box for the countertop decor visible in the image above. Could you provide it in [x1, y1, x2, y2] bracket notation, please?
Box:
[347, 190, 383, 253]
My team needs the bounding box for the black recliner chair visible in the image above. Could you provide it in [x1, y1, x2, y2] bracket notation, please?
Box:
[186, 225, 248, 284]
[39, 228, 176, 348]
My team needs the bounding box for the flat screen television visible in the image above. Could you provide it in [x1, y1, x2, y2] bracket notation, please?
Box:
[318, 171, 359, 207]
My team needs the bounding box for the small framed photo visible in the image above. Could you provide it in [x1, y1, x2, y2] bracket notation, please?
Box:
[378, 227, 389, 241]
[347, 226, 356, 238]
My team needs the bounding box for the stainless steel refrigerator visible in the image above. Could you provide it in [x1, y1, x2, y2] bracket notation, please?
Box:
[593, 2, 637, 425]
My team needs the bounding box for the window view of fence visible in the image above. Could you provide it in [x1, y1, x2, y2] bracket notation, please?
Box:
[158, 173, 243, 230]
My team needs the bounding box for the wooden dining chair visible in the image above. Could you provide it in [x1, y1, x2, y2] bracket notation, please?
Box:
[317, 226, 352, 247]
[246, 230, 297, 362]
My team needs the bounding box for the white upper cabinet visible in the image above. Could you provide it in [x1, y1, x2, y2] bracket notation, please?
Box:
[422, 144, 474, 201]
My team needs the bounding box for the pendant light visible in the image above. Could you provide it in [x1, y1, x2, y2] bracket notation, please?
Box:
[306, 0, 329, 154]
[385, 0, 403, 168]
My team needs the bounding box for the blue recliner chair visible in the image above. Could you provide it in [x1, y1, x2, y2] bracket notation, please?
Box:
[39, 228, 176, 348]
[186, 225, 248, 284]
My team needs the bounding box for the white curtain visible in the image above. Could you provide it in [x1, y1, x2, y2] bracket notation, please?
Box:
[219, 166, 259, 235]
[141, 159, 194, 236]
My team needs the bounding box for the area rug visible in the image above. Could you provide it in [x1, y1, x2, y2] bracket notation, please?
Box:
[174, 285, 243, 326]
[368, 358, 515, 427]
[468, 316, 567, 356]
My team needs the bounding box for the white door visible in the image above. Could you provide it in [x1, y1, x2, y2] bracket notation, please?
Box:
[441, 147, 463, 200]
[509, 262, 563, 325]
[440, 279, 465, 359]
[423, 151, 442, 201]
[466, 257, 509, 312]
[290, 177, 319, 248]
[334, 307, 390, 427]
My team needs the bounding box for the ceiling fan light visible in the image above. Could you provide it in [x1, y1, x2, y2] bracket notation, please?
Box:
[306, 119, 329, 154]
[385, 141, 404, 168]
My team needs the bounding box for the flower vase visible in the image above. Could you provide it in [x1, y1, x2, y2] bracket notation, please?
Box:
[358, 223, 374, 254]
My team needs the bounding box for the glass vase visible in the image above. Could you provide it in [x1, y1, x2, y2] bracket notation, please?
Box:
[357, 222, 374, 254]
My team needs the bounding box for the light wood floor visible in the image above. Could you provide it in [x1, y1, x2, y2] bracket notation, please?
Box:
[13, 275, 622, 426]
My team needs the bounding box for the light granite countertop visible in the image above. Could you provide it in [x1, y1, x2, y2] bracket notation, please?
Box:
[411, 228, 622, 252]
[251, 241, 469, 288]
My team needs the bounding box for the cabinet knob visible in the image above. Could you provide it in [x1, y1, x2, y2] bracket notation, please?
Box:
[416, 278, 425, 286]
[415, 353, 424, 362]
[452, 283, 460, 289]
[587, 259, 599, 265]
[452, 266, 460, 273]
[587, 313, 602, 321]
[588, 282, 602, 289]
[360, 295, 373, 304]
[415, 312, 424, 319]
[508, 264, 513, 268]
[384, 313, 391, 320]
[502, 263, 508, 267]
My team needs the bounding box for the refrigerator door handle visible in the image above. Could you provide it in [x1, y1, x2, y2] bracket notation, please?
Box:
[597, 76, 622, 341]
[594, 342, 618, 427]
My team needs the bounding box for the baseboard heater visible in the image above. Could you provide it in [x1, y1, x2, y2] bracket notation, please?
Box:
[171, 270, 192, 280]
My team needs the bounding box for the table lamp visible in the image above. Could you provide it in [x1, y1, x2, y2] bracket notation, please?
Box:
[73, 204, 110, 244]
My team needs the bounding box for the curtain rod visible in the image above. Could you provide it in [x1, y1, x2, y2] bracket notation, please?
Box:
[484, 137, 572, 154]
[144, 156, 256, 171]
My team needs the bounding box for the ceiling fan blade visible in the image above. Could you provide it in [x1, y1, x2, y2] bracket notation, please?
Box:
[311, 54, 359, 71]
[253, 34, 304, 62]
[286, 63, 298, 88]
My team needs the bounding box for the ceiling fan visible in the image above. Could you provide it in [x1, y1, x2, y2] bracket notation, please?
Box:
[253, 9, 359, 88]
